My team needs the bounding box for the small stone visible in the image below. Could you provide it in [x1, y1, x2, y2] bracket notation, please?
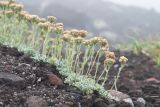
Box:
[123, 98, 134, 107]
[37, 78, 42, 82]
[22, 72, 25, 75]
[18, 63, 30, 67]
[0, 72, 25, 89]
[0, 102, 3, 105]
[32, 67, 37, 70]
[136, 97, 146, 107]
[48, 74, 63, 86]
[108, 90, 134, 107]
[26, 96, 47, 107]
[27, 86, 32, 89]
[114, 64, 119, 68]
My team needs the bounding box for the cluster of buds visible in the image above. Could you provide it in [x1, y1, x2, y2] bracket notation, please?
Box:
[47, 16, 56, 23]
[104, 51, 116, 68]
[19, 11, 28, 19]
[53, 23, 64, 34]
[87, 37, 108, 47]
[19, 12, 33, 23]
[29, 15, 41, 24]
[63, 29, 88, 38]
[4, 10, 14, 18]
[119, 56, 128, 65]
[62, 33, 72, 42]
[63, 30, 85, 44]
[83, 39, 96, 46]
[9, 3, 23, 13]
[0, 1, 9, 9]
[38, 21, 51, 32]
[97, 37, 108, 47]
[2, 0, 16, 3]
[19, 11, 46, 24]
[69, 29, 88, 38]
[72, 37, 84, 44]
[8, 0, 16, 3]
[38, 18, 46, 23]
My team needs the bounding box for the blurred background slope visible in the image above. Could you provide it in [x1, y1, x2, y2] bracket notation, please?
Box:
[17, 0, 160, 43]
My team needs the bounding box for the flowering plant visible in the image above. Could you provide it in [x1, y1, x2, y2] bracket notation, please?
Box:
[0, 0, 128, 101]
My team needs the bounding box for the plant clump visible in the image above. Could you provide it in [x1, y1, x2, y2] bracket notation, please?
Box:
[0, 0, 128, 101]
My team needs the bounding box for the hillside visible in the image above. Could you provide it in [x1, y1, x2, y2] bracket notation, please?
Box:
[17, 0, 160, 42]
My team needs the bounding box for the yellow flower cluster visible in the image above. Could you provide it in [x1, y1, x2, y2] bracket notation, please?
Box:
[119, 56, 128, 65]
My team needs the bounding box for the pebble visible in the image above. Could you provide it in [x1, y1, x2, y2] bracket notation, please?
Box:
[0, 102, 3, 105]
[137, 97, 146, 105]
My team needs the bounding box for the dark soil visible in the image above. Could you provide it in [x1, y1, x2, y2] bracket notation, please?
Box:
[0, 44, 159, 107]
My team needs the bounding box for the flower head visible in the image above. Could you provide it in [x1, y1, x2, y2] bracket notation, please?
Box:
[19, 11, 28, 19]
[105, 51, 115, 59]
[97, 37, 108, 47]
[73, 37, 84, 44]
[0, 1, 9, 8]
[104, 58, 116, 67]
[38, 22, 51, 32]
[83, 39, 95, 46]
[119, 56, 128, 65]
[62, 34, 72, 42]
[39, 18, 46, 23]
[90, 37, 99, 44]
[10, 3, 23, 13]
[70, 29, 88, 38]
[5, 10, 14, 18]
[53, 23, 64, 34]
[30, 15, 40, 23]
[47, 16, 56, 23]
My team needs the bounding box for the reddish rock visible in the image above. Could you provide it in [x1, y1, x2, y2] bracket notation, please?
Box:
[48, 74, 63, 86]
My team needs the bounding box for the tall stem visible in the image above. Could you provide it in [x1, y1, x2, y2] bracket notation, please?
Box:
[87, 48, 101, 75]
[94, 53, 102, 80]
[86, 47, 95, 75]
[111, 65, 124, 91]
